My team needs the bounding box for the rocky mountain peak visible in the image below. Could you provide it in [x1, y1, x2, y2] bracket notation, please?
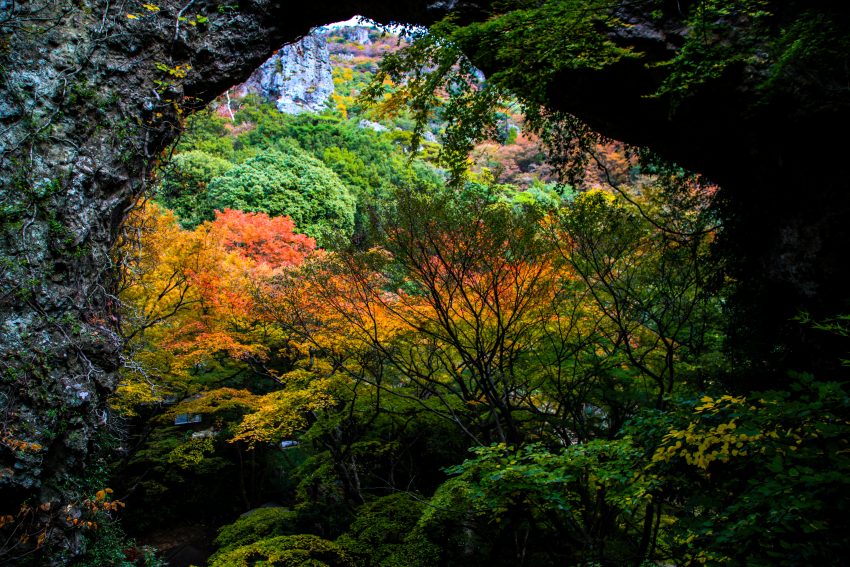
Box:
[236, 32, 334, 115]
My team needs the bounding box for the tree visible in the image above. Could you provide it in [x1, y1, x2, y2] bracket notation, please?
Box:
[205, 147, 356, 246]
[419, 439, 653, 565]
[259, 186, 584, 445]
[211, 208, 316, 266]
[115, 204, 316, 414]
[553, 188, 719, 410]
[115, 204, 334, 523]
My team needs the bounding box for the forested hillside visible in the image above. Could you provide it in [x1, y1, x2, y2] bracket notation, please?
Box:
[1, 4, 849, 566]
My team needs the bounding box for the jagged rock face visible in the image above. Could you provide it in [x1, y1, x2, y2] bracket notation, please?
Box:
[235, 24, 376, 115]
[238, 33, 335, 115]
[358, 119, 388, 132]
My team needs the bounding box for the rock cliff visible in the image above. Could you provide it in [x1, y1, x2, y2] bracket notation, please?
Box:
[237, 33, 335, 115]
[335, 24, 373, 45]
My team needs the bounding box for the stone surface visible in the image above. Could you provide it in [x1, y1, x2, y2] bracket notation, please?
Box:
[238, 33, 335, 115]
[358, 119, 389, 132]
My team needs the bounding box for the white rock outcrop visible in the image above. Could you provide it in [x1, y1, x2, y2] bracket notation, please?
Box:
[237, 34, 334, 115]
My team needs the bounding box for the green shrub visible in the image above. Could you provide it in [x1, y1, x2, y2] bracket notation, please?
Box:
[208, 534, 354, 567]
[336, 493, 438, 567]
[77, 518, 164, 567]
[205, 147, 355, 246]
[214, 507, 299, 552]
[156, 150, 235, 228]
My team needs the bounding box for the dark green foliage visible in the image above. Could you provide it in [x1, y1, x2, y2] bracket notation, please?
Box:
[289, 389, 469, 539]
[337, 493, 438, 567]
[760, 8, 850, 105]
[417, 441, 651, 566]
[205, 147, 355, 245]
[118, 423, 240, 530]
[640, 374, 850, 565]
[447, 0, 634, 101]
[76, 519, 164, 567]
[648, 0, 772, 101]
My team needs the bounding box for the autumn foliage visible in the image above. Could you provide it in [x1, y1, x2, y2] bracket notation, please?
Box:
[211, 209, 315, 266]
[115, 203, 316, 413]
[102, 42, 850, 564]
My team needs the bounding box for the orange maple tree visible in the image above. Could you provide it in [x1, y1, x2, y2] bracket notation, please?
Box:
[256, 191, 586, 444]
[115, 203, 316, 413]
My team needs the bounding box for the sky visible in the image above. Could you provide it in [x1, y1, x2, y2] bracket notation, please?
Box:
[317, 15, 420, 36]
[321, 16, 367, 29]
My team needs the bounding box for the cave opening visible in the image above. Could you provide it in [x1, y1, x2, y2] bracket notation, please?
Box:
[2, 1, 850, 564]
